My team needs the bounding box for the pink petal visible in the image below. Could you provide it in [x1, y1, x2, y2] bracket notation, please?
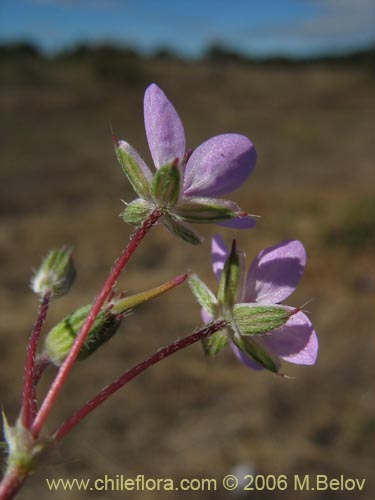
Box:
[245, 240, 306, 304]
[183, 134, 257, 197]
[211, 234, 229, 281]
[230, 341, 264, 370]
[260, 310, 318, 365]
[217, 216, 257, 229]
[201, 308, 213, 324]
[144, 84, 186, 168]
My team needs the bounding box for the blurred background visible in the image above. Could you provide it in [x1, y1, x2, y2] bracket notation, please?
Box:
[0, 1, 374, 499]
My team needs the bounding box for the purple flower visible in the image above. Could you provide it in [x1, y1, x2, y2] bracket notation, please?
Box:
[202, 236, 318, 371]
[116, 84, 258, 242]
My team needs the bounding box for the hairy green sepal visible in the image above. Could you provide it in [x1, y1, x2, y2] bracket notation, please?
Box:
[188, 274, 218, 316]
[163, 214, 202, 245]
[217, 241, 240, 308]
[233, 303, 290, 335]
[234, 336, 279, 373]
[122, 198, 155, 226]
[116, 145, 151, 198]
[151, 163, 180, 206]
[175, 198, 237, 223]
[201, 328, 229, 357]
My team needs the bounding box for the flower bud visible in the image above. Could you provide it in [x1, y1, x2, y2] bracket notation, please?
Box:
[31, 247, 76, 299]
[44, 274, 187, 365]
[44, 305, 122, 366]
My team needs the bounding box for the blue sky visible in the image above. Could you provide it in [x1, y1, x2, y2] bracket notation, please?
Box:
[0, 0, 373, 57]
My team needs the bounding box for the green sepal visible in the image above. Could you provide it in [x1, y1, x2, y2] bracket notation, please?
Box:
[233, 303, 290, 335]
[44, 305, 122, 366]
[175, 197, 238, 223]
[122, 198, 155, 226]
[201, 328, 229, 357]
[217, 240, 240, 308]
[163, 213, 202, 245]
[31, 246, 76, 298]
[2, 413, 47, 472]
[151, 163, 180, 206]
[188, 274, 218, 316]
[234, 336, 280, 373]
[116, 143, 151, 198]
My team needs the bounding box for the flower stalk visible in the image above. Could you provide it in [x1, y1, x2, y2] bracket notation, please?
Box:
[30, 208, 162, 438]
[21, 291, 51, 429]
[53, 319, 227, 441]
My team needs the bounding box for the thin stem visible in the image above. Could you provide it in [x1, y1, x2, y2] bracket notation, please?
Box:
[0, 465, 28, 500]
[31, 209, 162, 438]
[29, 354, 52, 422]
[22, 292, 51, 429]
[53, 320, 226, 441]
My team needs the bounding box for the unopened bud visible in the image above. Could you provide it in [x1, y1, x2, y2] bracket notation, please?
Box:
[31, 247, 76, 299]
[44, 305, 122, 366]
[44, 274, 187, 365]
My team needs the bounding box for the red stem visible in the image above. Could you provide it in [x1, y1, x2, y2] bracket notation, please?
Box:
[0, 465, 27, 500]
[53, 320, 226, 441]
[22, 292, 51, 429]
[29, 354, 51, 422]
[31, 209, 162, 438]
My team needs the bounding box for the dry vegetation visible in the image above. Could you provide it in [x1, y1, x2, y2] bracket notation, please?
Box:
[0, 51, 374, 499]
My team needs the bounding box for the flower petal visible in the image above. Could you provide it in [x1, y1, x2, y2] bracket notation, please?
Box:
[144, 83, 186, 168]
[201, 307, 213, 324]
[217, 216, 257, 229]
[183, 134, 257, 197]
[245, 240, 306, 303]
[260, 310, 318, 365]
[230, 341, 264, 370]
[211, 234, 229, 281]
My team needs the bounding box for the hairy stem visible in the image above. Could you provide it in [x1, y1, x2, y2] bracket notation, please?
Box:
[22, 292, 51, 429]
[0, 465, 28, 500]
[31, 209, 162, 438]
[54, 320, 226, 441]
[29, 354, 52, 422]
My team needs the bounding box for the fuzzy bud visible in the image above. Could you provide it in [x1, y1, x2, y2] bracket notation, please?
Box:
[31, 247, 76, 299]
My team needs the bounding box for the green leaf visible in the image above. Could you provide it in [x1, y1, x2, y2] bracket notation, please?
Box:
[217, 240, 240, 308]
[116, 143, 151, 198]
[188, 274, 218, 316]
[151, 163, 180, 206]
[233, 303, 290, 335]
[163, 213, 202, 245]
[201, 328, 229, 357]
[122, 198, 155, 226]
